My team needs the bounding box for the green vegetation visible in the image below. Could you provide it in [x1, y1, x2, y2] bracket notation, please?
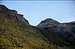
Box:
[0, 15, 57, 49]
[0, 5, 75, 49]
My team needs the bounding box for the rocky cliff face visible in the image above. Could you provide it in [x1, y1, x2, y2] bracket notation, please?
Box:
[38, 18, 75, 46]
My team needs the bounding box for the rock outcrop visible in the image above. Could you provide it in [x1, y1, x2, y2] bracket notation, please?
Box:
[0, 5, 29, 24]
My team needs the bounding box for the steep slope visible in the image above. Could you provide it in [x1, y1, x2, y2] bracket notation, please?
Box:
[38, 18, 65, 46]
[38, 18, 75, 48]
[0, 5, 57, 49]
[60, 22, 75, 45]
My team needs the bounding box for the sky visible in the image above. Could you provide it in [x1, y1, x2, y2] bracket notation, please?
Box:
[0, 1, 75, 26]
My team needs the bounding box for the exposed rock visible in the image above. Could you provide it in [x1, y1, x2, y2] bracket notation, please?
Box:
[0, 4, 29, 24]
[9, 9, 17, 14]
[16, 14, 29, 24]
[0, 5, 8, 12]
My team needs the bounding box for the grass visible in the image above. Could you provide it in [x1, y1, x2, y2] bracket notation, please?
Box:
[0, 15, 57, 49]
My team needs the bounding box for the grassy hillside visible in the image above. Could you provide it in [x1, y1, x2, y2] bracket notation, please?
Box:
[0, 13, 58, 49]
[1, 5, 75, 49]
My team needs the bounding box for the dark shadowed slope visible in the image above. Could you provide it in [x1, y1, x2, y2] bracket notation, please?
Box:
[38, 18, 75, 48]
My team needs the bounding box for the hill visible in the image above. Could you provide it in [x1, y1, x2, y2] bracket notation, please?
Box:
[38, 18, 75, 48]
[0, 5, 57, 49]
[0, 5, 75, 49]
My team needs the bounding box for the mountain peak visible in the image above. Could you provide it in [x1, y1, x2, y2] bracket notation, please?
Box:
[41, 18, 59, 24]
[38, 18, 60, 28]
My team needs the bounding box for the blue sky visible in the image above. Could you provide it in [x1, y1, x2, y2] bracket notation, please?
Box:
[1, 1, 75, 26]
